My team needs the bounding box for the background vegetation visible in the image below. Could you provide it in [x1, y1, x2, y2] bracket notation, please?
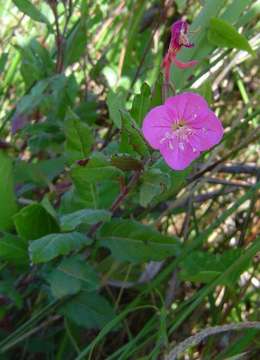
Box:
[0, 0, 259, 359]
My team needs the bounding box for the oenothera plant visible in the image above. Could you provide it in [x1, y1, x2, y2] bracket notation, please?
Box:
[0, 1, 258, 358]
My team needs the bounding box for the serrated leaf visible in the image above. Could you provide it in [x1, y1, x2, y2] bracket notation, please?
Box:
[208, 17, 255, 55]
[139, 169, 170, 207]
[64, 109, 93, 164]
[13, 0, 51, 27]
[60, 209, 111, 232]
[29, 232, 92, 264]
[60, 291, 115, 329]
[47, 256, 99, 299]
[0, 151, 18, 231]
[13, 203, 59, 241]
[98, 219, 181, 263]
[0, 233, 28, 265]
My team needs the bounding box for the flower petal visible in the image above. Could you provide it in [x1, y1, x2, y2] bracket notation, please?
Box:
[142, 105, 173, 149]
[160, 141, 200, 171]
[188, 111, 224, 151]
[165, 92, 208, 121]
[173, 58, 198, 69]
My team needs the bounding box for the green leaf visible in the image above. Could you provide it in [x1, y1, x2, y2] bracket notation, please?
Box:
[120, 111, 150, 156]
[130, 83, 151, 127]
[14, 203, 59, 241]
[171, 0, 238, 89]
[139, 168, 170, 207]
[0, 281, 23, 308]
[107, 90, 125, 128]
[60, 291, 115, 329]
[196, 79, 213, 105]
[47, 256, 99, 299]
[60, 209, 111, 232]
[14, 157, 65, 188]
[71, 153, 123, 188]
[64, 109, 93, 164]
[16, 79, 49, 114]
[29, 232, 92, 264]
[150, 74, 163, 108]
[18, 38, 54, 87]
[0, 151, 18, 231]
[64, 20, 87, 66]
[180, 249, 248, 286]
[98, 219, 181, 263]
[13, 0, 51, 27]
[0, 53, 8, 74]
[208, 17, 255, 56]
[152, 158, 189, 203]
[59, 187, 98, 214]
[0, 233, 28, 265]
[111, 155, 143, 171]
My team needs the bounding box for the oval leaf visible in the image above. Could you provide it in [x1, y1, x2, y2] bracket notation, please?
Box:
[98, 219, 181, 263]
[29, 232, 92, 264]
[60, 209, 111, 232]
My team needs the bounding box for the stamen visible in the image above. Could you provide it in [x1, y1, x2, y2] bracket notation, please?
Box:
[179, 142, 185, 151]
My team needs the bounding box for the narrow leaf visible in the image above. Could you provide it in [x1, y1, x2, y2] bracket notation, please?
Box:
[208, 17, 255, 55]
[13, 0, 51, 27]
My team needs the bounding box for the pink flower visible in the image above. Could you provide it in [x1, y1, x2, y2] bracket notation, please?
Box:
[142, 92, 224, 170]
[163, 20, 197, 82]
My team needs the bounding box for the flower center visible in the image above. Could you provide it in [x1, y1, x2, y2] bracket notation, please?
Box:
[160, 118, 196, 152]
[171, 119, 186, 131]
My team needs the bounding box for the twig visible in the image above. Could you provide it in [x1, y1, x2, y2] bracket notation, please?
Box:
[164, 322, 260, 360]
[202, 176, 251, 188]
[218, 164, 260, 175]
